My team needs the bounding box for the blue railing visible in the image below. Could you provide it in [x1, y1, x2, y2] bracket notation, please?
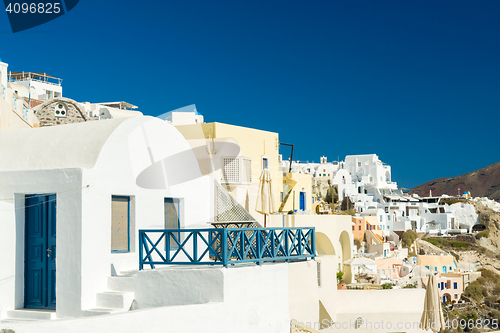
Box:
[139, 227, 315, 270]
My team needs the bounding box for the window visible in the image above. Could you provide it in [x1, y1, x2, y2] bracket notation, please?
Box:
[262, 157, 269, 170]
[359, 226, 361, 230]
[382, 269, 386, 276]
[352, 226, 354, 231]
[454, 294, 458, 299]
[454, 282, 457, 289]
[111, 196, 130, 253]
[435, 267, 437, 272]
[165, 198, 181, 250]
[221, 157, 251, 184]
[280, 192, 283, 202]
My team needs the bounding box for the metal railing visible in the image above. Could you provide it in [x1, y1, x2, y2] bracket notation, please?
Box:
[139, 227, 315, 270]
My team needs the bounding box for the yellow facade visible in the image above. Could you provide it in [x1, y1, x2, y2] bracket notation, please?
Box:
[417, 255, 458, 274]
[280, 172, 313, 213]
[176, 122, 283, 223]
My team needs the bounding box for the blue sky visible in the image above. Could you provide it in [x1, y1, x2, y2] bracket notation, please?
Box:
[2, 1, 500, 189]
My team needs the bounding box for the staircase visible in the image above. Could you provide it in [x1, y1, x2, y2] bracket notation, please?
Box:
[82, 274, 136, 316]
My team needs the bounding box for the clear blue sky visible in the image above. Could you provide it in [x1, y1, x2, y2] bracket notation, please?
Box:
[2, 0, 500, 189]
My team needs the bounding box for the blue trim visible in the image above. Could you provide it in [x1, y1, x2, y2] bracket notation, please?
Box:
[111, 195, 130, 253]
[139, 227, 316, 270]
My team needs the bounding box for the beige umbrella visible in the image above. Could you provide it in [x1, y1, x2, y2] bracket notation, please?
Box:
[420, 274, 445, 332]
[255, 169, 276, 227]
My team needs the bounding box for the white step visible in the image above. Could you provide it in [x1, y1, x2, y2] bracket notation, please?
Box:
[81, 308, 119, 317]
[96, 291, 134, 310]
[108, 276, 135, 292]
[1, 317, 40, 323]
[6, 309, 56, 320]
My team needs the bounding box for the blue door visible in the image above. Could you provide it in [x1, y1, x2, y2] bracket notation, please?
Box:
[25, 194, 56, 309]
[299, 192, 305, 211]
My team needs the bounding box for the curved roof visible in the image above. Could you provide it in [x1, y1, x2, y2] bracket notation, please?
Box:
[0, 117, 135, 171]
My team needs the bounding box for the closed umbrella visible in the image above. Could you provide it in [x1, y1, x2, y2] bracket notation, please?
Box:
[420, 274, 445, 332]
[255, 169, 276, 227]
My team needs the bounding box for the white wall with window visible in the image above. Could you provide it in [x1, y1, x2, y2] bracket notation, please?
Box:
[0, 116, 213, 318]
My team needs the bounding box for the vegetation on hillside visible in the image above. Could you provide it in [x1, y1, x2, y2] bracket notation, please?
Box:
[401, 229, 418, 248]
[443, 269, 500, 333]
[424, 237, 472, 250]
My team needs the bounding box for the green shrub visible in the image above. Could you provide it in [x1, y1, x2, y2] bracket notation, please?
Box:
[476, 276, 487, 285]
[337, 270, 344, 283]
[382, 283, 393, 289]
[485, 296, 497, 307]
[354, 238, 362, 250]
[491, 309, 500, 320]
[450, 241, 471, 249]
[476, 230, 490, 239]
[478, 268, 496, 280]
[408, 252, 417, 257]
[402, 230, 418, 248]
[463, 282, 483, 302]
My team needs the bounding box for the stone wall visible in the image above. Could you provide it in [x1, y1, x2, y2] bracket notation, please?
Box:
[35, 98, 98, 127]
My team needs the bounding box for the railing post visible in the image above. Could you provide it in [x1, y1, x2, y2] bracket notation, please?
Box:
[222, 228, 228, 267]
[193, 231, 198, 263]
[297, 228, 303, 255]
[285, 228, 290, 262]
[256, 229, 262, 265]
[311, 227, 316, 259]
[240, 229, 245, 260]
[139, 231, 143, 270]
[166, 230, 170, 262]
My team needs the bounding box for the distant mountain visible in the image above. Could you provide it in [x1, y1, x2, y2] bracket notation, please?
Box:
[409, 161, 500, 201]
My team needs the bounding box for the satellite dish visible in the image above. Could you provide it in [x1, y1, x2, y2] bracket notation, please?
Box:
[99, 108, 112, 119]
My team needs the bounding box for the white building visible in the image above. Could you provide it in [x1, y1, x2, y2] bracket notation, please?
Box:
[7, 71, 62, 101]
[284, 154, 479, 235]
[156, 104, 204, 126]
[0, 116, 213, 319]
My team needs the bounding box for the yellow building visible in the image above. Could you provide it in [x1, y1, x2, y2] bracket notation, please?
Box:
[176, 122, 283, 224]
[280, 172, 313, 213]
[417, 254, 458, 274]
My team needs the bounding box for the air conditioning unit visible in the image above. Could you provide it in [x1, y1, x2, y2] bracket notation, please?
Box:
[54, 102, 67, 117]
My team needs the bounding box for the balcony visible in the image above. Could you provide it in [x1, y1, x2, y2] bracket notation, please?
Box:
[139, 227, 315, 270]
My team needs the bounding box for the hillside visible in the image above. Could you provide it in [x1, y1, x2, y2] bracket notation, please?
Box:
[409, 161, 500, 201]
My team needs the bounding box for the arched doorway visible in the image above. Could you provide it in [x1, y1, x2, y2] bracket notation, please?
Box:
[339, 231, 352, 264]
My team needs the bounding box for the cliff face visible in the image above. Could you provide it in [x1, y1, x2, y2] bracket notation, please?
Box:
[471, 201, 500, 251]
[409, 161, 500, 201]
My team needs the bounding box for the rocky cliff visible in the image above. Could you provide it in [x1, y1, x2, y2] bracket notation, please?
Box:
[410, 161, 500, 201]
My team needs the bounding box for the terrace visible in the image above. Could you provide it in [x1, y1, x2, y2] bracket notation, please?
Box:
[139, 226, 316, 270]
